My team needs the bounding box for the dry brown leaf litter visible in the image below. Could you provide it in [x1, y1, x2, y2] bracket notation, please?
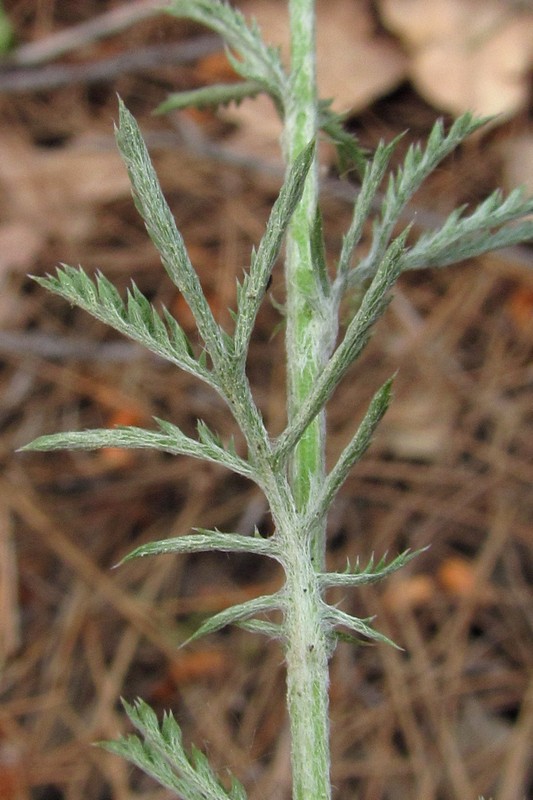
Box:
[0, 1, 532, 799]
[224, 0, 533, 170]
[379, 0, 533, 117]
[222, 0, 408, 160]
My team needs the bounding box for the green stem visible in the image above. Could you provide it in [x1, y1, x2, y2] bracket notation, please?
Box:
[282, 535, 331, 800]
[284, 0, 324, 549]
[283, 1, 331, 797]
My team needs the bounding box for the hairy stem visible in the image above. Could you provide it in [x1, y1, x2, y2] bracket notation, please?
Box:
[283, 1, 332, 797]
[284, 0, 322, 520]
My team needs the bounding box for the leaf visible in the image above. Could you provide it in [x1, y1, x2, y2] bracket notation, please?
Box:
[118, 528, 279, 565]
[233, 139, 315, 359]
[20, 420, 256, 481]
[182, 592, 283, 646]
[354, 113, 491, 286]
[115, 99, 226, 364]
[310, 206, 330, 297]
[235, 618, 283, 638]
[318, 100, 368, 177]
[308, 376, 394, 522]
[155, 418, 254, 476]
[31, 265, 212, 387]
[155, 81, 264, 114]
[165, 0, 286, 104]
[319, 548, 427, 588]
[0, 1, 14, 54]
[100, 735, 185, 795]
[196, 419, 224, 450]
[323, 605, 399, 648]
[100, 407, 148, 468]
[336, 135, 401, 281]
[99, 698, 247, 800]
[218, 0, 406, 162]
[403, 187, 533, 271]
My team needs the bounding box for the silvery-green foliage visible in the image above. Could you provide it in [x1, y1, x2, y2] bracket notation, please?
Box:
[22, 1, 533, 797]
[164, 0, 287, 105]
[119, 526, 278, 564]
[318, 549, 425, 589]
[31, 265, 210, 384]
[233, 139, 316, 361]
[24, 418, 254, 479]
[100, 699, 247, 800]
[115, 99, 230, 364]
[404, 186, 533, 270]
[305, 376, 394, 526]
[156, 80, 265, 114]
[158, 0, 367, 175]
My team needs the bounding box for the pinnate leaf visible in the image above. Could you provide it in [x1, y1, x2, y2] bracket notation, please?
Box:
[99, 698, 247, 800]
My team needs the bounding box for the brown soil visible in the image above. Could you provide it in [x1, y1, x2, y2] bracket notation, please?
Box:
[1, 3, 532, 799]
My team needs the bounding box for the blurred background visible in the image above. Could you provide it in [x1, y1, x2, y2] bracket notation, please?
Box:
[0, 1, 532, 798]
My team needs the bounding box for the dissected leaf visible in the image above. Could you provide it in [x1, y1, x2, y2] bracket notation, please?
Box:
[155, 81, 264, 114]
[310, 376, 395, 520]
[319, 548, 427, 588]
[233, 139, 315, 358]
[220, 0, 406, 162]
[115, 99, 227, 364]
[182, 592, 284, 645]
[99, 698, 246, 800]
[403, 187, 533, 271]
[323, 604, 399, 648]
[165, 0, 286, 103]
[31, 265, 211, 386]
[118, 528, 278, 565]
[20, 419, 256, 482]
[355, 112, 491, 285]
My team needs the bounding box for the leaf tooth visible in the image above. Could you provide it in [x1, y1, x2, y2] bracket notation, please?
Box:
[149, 306, 169, 343]
[197, 419, 222, 449]
[96, 271, 125, 316]
[161, 305, 195, 358]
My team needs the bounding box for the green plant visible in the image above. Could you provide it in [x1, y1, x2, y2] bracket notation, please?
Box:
[0, 1, 14, 54]
[20, 1, 533, 798]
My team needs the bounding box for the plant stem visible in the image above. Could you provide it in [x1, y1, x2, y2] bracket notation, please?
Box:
[284, 0, 324, 549]
[283, 1, 332, 797]
[282, 531, 332, 800]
